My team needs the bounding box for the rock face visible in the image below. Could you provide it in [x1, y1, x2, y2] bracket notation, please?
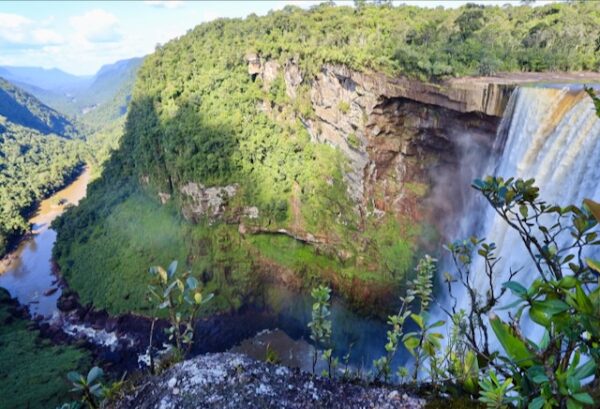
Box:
[243, 60, 600, 238]
[299, 64, 503, 233]
[180, 182, 238, 221]
[114, 353, 424, 409]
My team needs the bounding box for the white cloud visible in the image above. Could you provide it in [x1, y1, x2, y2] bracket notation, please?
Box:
[202, 10, 219, 22]
[31, 29, 64, 45]
[69, 9, 122, 43]
[144, 1, 184, 9]
[0, 13, 64, 47]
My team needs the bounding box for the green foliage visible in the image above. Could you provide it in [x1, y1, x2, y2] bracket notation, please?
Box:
[478, 371, 516, 409]
[308, 285, 334, 376]
[0, 78, 80, 138]
[265, 343, 281, 364]
[373, 304, 410, 383]
[147, 260, 213, 354]
[346, 132, 360, 150]
[0, 289, 91, 409]
[585, 87, 600, 118]
[374, 255, 443, 383]
[0, 78, 96, 257]
[0, 112, 83, 257]
[442, 177, 600, 408]
[338, 101, 350, 114]
[66, 367, 104, 409]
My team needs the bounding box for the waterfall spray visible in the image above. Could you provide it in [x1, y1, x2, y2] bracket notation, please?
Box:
[446, 85, 600, 344]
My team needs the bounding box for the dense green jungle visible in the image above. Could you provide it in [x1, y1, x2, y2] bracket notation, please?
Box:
[1, 2, 600, 408]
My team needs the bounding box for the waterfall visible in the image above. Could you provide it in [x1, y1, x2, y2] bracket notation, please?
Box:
[450, 85, 600, 332]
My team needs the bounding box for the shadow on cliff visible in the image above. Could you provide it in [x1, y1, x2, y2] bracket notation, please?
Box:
[51, 94, 239, 279]
[113, 95, 238, 193]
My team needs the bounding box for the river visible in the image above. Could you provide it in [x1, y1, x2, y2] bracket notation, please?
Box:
[0, 167, 91, 318]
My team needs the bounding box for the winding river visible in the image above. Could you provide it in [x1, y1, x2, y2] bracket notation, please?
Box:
[0, 167, 91, 318]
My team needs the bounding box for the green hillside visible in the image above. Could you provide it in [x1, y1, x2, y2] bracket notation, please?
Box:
[53, 2, 600, 315]
[0, 78, 79, 138]
[0, 81, 84, 256]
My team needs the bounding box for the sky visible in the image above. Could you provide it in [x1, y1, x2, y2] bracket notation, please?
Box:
[0, 0, 559, 76]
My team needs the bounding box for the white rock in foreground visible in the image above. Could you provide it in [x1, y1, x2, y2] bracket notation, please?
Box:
[115, 352, 424, 409]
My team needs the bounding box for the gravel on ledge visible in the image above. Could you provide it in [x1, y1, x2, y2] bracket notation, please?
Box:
[114, 352, 424, 409]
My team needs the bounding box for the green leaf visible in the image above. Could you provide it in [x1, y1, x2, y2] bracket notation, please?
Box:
[567, 398, 583, 409]
[429, 319, 445, 329]
[67, 371, 83, 383]
[167, 260, 178, 278]
[163, 280, 178, 298]
[538, 330, 550, 350]
[186, 276, 199, 290]
[529, 396, 545, 409]
[489, 314, 535, 368]
[533, 299, 570, 315]
[519, 205, 529, 219]
[583, 198, 600, 223]
[586, 258, 600, 274]
[411, 313, 425, 329]
[532, 373, 549, 384]
[157, 266, 168, 284]
[403, 334, 419, 351]
[202, 293, 214, 304]
[529, 304, 551, 327]
[559, 276, 578, 289]
[86, 367, 103, 384]
[503, 281, 528, 297]
[89, 383, 103, 397]
[571, 393, 594, 405]
[572, 359, 596, 381]
[575, 285, 593, 314]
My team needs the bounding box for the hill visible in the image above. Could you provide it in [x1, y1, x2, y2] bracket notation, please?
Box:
[0, 78, 79, 138]
[0, 66, 91, 92]
[0, 81, 83, 256]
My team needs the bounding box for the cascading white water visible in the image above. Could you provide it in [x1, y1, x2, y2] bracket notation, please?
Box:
[451, 85, 600, 333]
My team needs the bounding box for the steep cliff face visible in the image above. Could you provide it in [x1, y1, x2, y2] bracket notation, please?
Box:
[243, 58, 600, 247]
[246, 55, 507, 241]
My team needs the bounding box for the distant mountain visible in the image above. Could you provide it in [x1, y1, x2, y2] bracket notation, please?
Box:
[0, 66, 91, 92]
[0, 77, 79, 138]
[0, 57, 143, 129]
[76, 57, 143, 127]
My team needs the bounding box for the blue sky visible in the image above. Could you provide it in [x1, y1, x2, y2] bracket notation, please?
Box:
[0, 0, 557, 76]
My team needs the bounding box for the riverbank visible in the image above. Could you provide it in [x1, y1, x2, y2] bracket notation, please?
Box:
[0, 163, 87, 261]
[113, 352, 425, 409]
[0, 166, 91, 317]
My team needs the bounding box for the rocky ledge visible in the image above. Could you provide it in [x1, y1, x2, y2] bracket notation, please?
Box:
[114, 352, 424, 409]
